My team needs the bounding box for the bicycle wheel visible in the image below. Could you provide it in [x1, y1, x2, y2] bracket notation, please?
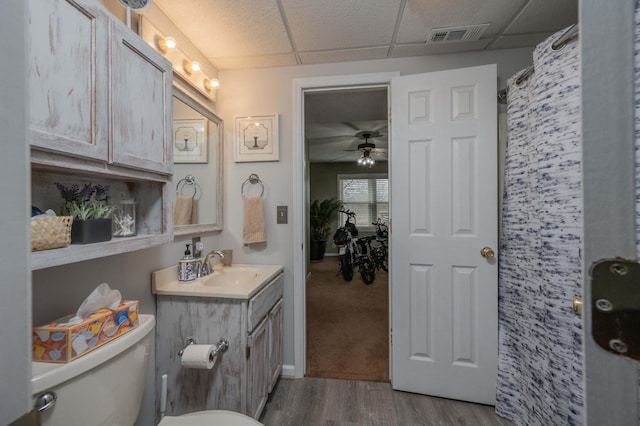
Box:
[360, 258, 375, 285]
[380, 253, 388, 272]
[340, 254, 353, 281]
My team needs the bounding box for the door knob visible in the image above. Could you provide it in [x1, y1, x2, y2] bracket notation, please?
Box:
[480, 246, 495, 259]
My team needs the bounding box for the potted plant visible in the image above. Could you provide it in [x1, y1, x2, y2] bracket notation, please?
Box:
[55, 182, 117, 244]
[310, 197, 343, 261]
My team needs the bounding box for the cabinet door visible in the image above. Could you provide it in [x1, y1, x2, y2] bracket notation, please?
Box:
[268, 298, 283, 393]
[29, 0, 109, 161]
[109, 22, 173, 175]
[247, 316, 269, 419]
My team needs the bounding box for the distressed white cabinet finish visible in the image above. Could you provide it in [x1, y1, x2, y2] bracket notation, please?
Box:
[109, 22, 172, 175]
[28, 0, 173, 269]
[155, 272, 284, 422]
[268, 299, 284, 392]
[29, 0, 172, 175]
[29, 0, 110, 162]
[247, 316, 269, 419]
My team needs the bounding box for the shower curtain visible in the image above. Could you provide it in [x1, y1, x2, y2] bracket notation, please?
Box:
[496, 28, 583, 426]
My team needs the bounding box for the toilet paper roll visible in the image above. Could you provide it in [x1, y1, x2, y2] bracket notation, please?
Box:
[180, 344, 217, 370]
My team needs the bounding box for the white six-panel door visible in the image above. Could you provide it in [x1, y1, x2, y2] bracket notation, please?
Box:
[390, 65, 498, 404]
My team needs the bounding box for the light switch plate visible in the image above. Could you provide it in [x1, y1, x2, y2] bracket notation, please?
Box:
[277, 206, 288, 224]
[192, 237, 202, 258]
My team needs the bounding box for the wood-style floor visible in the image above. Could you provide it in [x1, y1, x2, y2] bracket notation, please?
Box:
[260, 377, 514, 426]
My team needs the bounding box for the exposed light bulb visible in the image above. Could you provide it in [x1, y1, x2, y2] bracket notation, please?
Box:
[357, 150, 375, 167]
[157, 36, 176, 53]
[183, 60, 201, 75]
[204, 78, 220, 91]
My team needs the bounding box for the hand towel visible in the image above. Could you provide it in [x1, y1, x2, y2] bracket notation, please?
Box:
[243, 195, 266, 244]
[174, 195, 193, 226]
[191, 198, 199, 225]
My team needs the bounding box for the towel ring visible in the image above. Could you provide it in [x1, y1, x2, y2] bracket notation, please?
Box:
[241, 173, 264, 198]
[176, 174, 202, 200]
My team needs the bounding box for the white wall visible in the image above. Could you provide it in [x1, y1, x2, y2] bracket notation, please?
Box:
[217, 47, 534, 369]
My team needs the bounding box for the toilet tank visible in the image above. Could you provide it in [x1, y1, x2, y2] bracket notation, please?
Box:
[31, 314, 155, 425]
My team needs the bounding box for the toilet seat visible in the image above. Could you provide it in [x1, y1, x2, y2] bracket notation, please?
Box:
[158, 410, 263, 426]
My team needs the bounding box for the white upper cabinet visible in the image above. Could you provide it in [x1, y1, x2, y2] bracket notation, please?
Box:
[109, 22, 173, 175]
[29, 0, 110, 162]
[29, 0, 173, 176]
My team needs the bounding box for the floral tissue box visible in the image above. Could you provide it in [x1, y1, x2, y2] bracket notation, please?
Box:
[32, 300, 139, 363]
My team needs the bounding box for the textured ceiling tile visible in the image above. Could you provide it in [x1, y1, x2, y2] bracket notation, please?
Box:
[396, 0, 526, 44]
[489, 32, 553, 49]
[211, 53, 298, 70]
[504, 0, 577, 34]
[281, 0, 402, 51]
[154, 0, 292, 58]
[298, 47, 390, 65]
[390, 40, 491, 57]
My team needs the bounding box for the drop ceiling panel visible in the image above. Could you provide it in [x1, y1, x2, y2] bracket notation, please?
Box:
[213, 53, 298, 70]
[391, 40, 491, 57]
[299, 47, 390, 65]
[396, 0, 526, 44]
[154, 0, 292, 58]
[490, 32, 553, 50]
[281, 0, 402, 51]
[503, 0, 577, 34]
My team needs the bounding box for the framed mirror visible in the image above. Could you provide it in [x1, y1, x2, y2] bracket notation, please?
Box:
[172, 86, 223, 235]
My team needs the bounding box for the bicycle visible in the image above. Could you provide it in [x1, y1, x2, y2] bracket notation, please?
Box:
[333, 209, 376, 284]
[369, 219, 388, 272]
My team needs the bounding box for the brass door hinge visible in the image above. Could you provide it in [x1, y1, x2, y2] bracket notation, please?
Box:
[590, 258, 640, 360]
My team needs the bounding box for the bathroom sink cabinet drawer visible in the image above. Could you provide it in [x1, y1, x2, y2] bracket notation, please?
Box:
[247, 273, 283, 332]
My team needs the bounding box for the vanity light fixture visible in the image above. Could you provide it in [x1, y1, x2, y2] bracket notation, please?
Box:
[204, 78, 220, 91]
[183, 60, 201, 75]
[156, 36, 176, 53]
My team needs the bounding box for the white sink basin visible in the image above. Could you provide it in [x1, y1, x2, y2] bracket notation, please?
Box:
[152, 263, 284, 299]
[201, 266, 262, 287]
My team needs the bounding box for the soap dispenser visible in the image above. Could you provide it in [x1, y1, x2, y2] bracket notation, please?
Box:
[178, 244, 197, 282]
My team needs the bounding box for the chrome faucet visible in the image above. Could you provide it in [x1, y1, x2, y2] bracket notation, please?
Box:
[199, 250, 225, 276]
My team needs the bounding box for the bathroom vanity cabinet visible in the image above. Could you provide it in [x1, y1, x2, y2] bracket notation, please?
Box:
[28, 0, 174, 269]
[154, 271, 284, 421]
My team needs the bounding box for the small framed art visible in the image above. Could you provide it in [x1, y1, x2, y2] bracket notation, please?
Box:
[173, 118, 208, 163]
[234, 114, 279, 162]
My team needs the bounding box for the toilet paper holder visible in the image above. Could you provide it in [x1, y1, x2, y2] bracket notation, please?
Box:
[178, 337, 229, 357]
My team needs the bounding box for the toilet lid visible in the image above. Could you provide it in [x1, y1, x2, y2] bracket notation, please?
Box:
[158, 410, 263, 426]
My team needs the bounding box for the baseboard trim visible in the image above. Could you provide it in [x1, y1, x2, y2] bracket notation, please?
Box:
[281, 364, 296, 378]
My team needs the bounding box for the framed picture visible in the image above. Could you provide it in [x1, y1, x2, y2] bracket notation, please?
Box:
[234, 114, 279, 162]
[173, 118, 208, 163]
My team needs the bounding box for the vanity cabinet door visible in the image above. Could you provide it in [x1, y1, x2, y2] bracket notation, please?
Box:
[109, 22, 173, 175]
[29, 0, 109, 161]
[268, 298, 283, 393]
[247, 316, 269, 419]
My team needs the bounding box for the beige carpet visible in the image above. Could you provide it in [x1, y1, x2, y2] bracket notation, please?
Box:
[305, 258, 389, 382]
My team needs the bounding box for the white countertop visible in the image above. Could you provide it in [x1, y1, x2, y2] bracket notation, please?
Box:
[152, 263, 284, 299]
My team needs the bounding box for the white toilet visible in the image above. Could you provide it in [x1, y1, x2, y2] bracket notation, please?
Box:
[32, 314, 262, 425]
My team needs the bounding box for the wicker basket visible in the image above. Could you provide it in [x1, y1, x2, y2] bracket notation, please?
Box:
[31, 216, 73, 251]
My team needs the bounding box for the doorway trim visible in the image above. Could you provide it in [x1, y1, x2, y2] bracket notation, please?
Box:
[292, 72, 399, 377]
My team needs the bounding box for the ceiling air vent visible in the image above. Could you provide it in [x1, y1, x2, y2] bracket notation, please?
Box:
[427, 24, 490, 44]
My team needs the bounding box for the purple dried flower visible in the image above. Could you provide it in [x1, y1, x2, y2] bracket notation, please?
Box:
[94, 184, 110, 202]
[55, 182, 80, 202]
[78, 183, 94, 202]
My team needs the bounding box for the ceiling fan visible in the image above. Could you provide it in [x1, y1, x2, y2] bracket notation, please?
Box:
[307, 120, 388, 162]
[354, 132, 387, 167]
